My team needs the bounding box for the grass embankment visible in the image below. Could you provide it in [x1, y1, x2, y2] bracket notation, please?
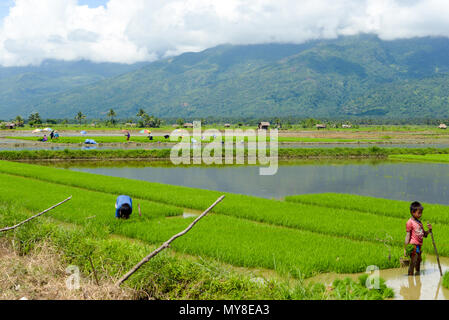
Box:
[0, 198, 392, 299]
[2, 147, 449, 161]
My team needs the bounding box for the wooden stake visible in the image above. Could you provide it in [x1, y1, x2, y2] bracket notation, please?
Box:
[430, 229, 443, 277]
[88, 256, 100, 286]
[115, 195, 225, 287]
[0, 196, 72, 233]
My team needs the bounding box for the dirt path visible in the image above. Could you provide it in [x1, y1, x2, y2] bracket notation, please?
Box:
[0, 239, 136, 300]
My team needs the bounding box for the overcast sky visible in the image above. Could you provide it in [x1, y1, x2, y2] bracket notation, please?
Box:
[1, 0, 449, 67]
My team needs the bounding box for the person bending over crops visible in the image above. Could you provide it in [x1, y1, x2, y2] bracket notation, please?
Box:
[404, 201, 432, 276]
[115, 195, 133, 219]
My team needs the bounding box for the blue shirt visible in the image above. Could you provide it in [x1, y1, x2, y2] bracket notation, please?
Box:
[115, 195, 132, 218]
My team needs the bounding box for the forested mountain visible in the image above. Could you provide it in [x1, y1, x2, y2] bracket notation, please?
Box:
[3, 34, 449, 119]
[0, 60, 147, 119]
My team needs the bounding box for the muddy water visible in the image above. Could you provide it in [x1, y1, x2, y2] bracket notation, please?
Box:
[307, 255, 449, 300]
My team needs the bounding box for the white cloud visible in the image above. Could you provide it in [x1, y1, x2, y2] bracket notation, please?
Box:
[1, 0, 449, 66]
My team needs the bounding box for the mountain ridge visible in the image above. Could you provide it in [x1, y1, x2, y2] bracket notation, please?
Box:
[2, 34, 449, 119]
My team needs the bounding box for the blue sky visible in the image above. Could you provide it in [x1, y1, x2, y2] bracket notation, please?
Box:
[0, 0, 109, 21]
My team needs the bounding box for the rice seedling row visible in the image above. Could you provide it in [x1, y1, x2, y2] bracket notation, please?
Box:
[389, 154, 449, 163]
[285, 193, 449, 225]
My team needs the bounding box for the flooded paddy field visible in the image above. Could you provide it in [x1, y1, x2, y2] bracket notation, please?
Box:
[55, 159, 449, 205]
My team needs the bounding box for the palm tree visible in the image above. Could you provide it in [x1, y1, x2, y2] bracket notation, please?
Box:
[107, 109, 117, 125]
[75, 111, 86, 125]
[14, 115, 24, 127]
[136, 109, 147, 127]
[136, 108, 147, 118]
[28, 112, 42, 127]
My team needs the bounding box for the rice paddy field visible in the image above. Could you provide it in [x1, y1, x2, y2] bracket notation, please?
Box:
[2, 159, 448, 281]
[2, 141, 449, 300]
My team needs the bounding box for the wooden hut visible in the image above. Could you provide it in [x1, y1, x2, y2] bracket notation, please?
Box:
[439, 123, 447, 129]
[224, 123, 231, 128]
[1, 122, 15, 129]
[342, 124, 352, 129]
[258, 122, 270, 130]
[316, 124, 327, 130]
[183, 123, 194, 128]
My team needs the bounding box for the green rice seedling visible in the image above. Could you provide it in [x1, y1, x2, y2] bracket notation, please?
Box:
[331, 276, 394, 300]
[389, 154, 449, 163]
[285, 193, 449, 225]
[0, 173, 182, 227]
[443, 272, 449, 289]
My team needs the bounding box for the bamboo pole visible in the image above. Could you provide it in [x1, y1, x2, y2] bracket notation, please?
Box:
[116, 195, 225, 287]
[88, 256, 100, 286]
[0, 196, 72, 233]
[430, 229, 443, 277]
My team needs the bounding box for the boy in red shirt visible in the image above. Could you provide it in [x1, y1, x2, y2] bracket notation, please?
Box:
[405, 201, 432, 276]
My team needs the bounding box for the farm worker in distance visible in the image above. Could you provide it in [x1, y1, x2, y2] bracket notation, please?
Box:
[125, 131, 130, 141]
[41, 135, 48, 142]
[116, 195, 133, 219]
[404, 201, 432, 276]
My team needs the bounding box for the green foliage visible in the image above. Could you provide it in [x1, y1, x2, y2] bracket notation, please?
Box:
[443, 272, 449, 290]
[329, 276, 394, 300]
[28, 112, 42, 127]
[75, 111, 86, 125]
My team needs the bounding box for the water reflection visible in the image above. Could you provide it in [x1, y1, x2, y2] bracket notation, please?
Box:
[66, 160, 449, 204]
[400, 276, 422, 300]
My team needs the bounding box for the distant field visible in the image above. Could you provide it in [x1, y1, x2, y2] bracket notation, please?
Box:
[5, 135, 384, 144]
[389, 154, 449, 163]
